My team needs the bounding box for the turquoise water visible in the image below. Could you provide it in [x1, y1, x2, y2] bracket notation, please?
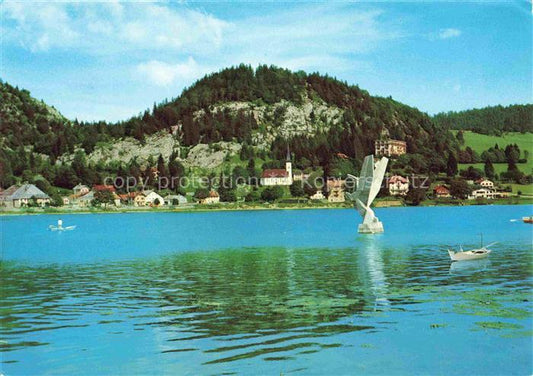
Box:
[1, 205, 532, 375]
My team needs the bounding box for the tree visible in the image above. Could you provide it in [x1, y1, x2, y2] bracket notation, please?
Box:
[157, 154, 167, 178]
[455, 130, 465, 145]
[484, 159, 495, 180]
[405, 188, 426, 206]
[245, 189, 261, 202]
[92, 190, 115, 208]
[289, 181, 305, 197]
[194, 188, 209, 201]
[449, 179, 471, 199]
[446, 153, 458, 177]
[261, 186, 283, 202]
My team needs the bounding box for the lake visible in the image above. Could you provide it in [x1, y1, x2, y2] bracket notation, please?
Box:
[1, 205, 532, 375]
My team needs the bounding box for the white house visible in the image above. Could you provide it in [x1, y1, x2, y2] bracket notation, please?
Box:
[468, 188, 496, 200]
[388, 175, 409, 196]
[144, 191, 165, 206]
[476, 179, 494, 189]
[310, 190, 325, 200]
[260, 148, 293, 186]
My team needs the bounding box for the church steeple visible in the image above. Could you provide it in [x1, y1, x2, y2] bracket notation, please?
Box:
[285, 144, 293, 183]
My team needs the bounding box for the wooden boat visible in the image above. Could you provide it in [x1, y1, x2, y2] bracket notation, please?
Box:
[448, 234, 495, 262]
[523, 216, 533, 224]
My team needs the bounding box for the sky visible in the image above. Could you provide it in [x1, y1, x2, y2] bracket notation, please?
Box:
[1, 1, 531, 122]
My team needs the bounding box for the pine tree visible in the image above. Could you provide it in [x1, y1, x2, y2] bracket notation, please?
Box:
[446, 153, 458, 177]
[484, 159, 495, 179]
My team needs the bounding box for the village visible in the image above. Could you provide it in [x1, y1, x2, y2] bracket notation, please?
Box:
[0, 139, 521, 211]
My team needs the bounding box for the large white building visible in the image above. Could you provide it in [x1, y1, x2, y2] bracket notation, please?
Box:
[260, 148, 293, 186]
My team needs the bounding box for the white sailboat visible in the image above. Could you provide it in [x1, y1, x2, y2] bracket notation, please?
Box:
[448, 234, 495, 261]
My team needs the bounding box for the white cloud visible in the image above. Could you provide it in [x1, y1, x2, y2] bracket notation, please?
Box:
[438, 28, 462, 40]
[136, 57, 210, 87]
[1, 2, 229, 53]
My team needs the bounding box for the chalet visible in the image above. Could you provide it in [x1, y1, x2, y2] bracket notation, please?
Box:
[0, 184, 51, 208]
[375, 139, 407, 157]
[145, 191, 165, 207]
[433, 185, 451, 198]
[388, 175, 409, 196]
[261, 148, 293, 186]
[475, 179, 494, 189]
[327, 179, 345, 202]
[200, 190, 220, 204]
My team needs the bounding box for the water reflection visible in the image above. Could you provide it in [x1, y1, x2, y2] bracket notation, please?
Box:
[1, 244, 531, 373]
[449, 259, 491, 274]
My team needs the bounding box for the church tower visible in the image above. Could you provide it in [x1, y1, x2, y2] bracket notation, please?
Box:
[285, 145, 293, 183]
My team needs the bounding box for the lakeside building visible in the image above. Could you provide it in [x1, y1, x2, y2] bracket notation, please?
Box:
[261, 148, 293, 186]
[375, 139, 407, 157]
[0, 184, 51, 208]
[468, 188, 496, 200]
[388, 175, 409, 196]
[165, 194, 187, 206]
[327, 179, 345, 202]
[310, 190, 325, 200]
[476, 179, 495, 189]
[200, 190, 220, 204]
[433, 185, 451, 198]
[134, 193, 146, 206]
[73, 184, 90, 196]
[145, 191, 165, 206]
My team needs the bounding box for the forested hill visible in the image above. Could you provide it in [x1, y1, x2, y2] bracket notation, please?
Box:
[432, 104, 533, 135]
[1, 65, 456, 189]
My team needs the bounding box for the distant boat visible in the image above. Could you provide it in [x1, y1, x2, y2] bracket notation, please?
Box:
[448, 234, 495, 261]
[48, 219, 76, 231]
[523, 216, 533, 224]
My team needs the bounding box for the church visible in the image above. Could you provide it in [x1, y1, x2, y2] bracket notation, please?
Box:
[260, 148, 293, 186]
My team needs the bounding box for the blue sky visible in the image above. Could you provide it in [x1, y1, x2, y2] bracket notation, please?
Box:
[1, 1, 531, 122]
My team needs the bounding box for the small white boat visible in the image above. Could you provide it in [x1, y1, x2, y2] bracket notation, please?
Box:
[448, 234, 495, 262]
[48, 219, 76, 231]
[448, 247, 491, 261]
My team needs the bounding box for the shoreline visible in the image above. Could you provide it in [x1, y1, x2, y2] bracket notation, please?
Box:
[1, 197, 531, 216]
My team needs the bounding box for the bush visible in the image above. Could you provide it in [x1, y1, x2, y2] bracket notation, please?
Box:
[261, 186, 284, 202]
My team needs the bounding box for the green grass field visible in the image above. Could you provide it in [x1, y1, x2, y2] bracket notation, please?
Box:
[509, 183, 533, 196]
[458, 163, 532, 175]
[453, 130, 533, 157]
[454, 130, 533, 175]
